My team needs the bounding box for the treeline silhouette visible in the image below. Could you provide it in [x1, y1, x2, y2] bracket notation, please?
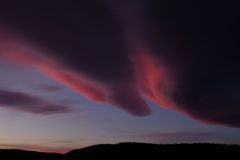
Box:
[0, 143, 239, 160]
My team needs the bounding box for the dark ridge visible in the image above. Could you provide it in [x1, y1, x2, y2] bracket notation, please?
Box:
[0, 143, 240, 160]
[64, 143, 240, 159]
[0, 149, 63, 160]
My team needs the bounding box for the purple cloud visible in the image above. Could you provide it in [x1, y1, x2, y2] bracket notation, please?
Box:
[0, 1, 239, 127]
[36, 84, 62, 92]
[0, 89, 71, 114]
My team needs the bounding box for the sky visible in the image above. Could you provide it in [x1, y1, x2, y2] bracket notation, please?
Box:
[0, 0, 239, 153]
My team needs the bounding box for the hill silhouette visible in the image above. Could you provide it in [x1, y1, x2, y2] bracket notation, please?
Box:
[0, 149, 63, 160]
[0, 143, 239, 159]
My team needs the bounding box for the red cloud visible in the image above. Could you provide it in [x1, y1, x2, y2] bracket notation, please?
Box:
[0, 44, 151, 116]
[0, 48, 106, 102]
[1, 44, 178, 116]
[0, 0, 239, 127]
[134, 52, 176, 109]
[1, 39, 240, 127]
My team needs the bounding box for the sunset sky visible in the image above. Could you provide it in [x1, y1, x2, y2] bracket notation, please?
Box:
[0, 0, 239, 153]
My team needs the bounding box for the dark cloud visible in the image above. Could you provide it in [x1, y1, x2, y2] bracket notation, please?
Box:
[141, 0, 240, 127]
[0, 1, 239, 126]
[0, 89, 71, 114]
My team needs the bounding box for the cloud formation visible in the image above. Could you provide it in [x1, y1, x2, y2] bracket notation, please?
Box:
[0, 89, 71, 114]
[0, 1, 239, 127]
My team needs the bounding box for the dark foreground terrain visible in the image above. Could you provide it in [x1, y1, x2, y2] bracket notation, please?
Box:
[0, 143, 239, 160]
